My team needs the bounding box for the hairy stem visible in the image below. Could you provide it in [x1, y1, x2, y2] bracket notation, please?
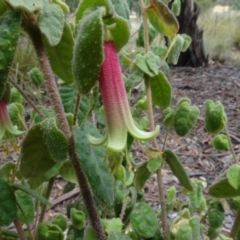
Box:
[14, 218, 26, 240]
[8, 78, 46, 119]
[139, 0, 168, 237]
[230, 205, 240, 238]
[24, 20, 106, 240]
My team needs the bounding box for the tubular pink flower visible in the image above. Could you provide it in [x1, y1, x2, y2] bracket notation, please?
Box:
[87, 41, 159, 152]
[0, 98, 23, 140]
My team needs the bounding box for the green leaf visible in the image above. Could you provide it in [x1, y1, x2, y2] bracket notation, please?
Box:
[171, 0, 181, 16]
[83, 226, 97, 240]
[43, 22, 75, 83]
[208, 202, 225, 229]
[162, 107, 174, 127]
[147, 154, 162, 172]
[13, 183, 52, 206]
[78, 94, 92, 125]
[163, 150, 192, 191]
[0, 179, 17, 226]
[205, 100, 225, 134]
[40, 118, 68, 163]
[134, 53, 155, 77]
[0, 161, 15, 182]
[111, 0, 130, 19]
[174, 102, 200, 137]
[20, 124, 56, 178]
[52, 214, 68, 232]
[227, 164, 240, 190]
[75, 0, 113, 23]
[73, 8, 104, 94]
[147, 0, 179, 37]
[181, 34, 192, 52]
[176, 224, 192, 240]
[150, 71, 172, 108]
[103, 15, 130, 51]
[72, 123, 114, 205]
[5, 0, 42, 11]
[39, 0, 64, 46]
[208, 178, 240, 198]
[130, 202, 158, 238]
[189, 180, 203, 210]
[0, 10, 21, 98]
[59, 160, 78, 184]
[37, 222, 64, 240]
[212, 134, 229, 151]
[107, 231, 131, 240]
[189, 216, 201, 240]
[166, 186, 176, 212]
[145, 51, 160, 76]
[133, 161, 151, 193]
[15, 190, 34, 224]
[70, 208, 85, 230]
[168, 34, 184, 65]
[102, 218, 123, 234]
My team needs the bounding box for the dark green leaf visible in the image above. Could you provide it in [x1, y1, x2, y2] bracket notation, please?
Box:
[208, 178, 240, 198]
[73, 8, 104, 94]
[0, 179, 17, 226]
[43, 22, 75, 83]
[150, 71, 172, 108]
[163, 150, 192, 191]
[72, 123, 114, 205]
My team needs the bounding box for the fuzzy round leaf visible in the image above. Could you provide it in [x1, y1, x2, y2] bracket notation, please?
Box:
[168, 34, 185, 65]
[15, 190, 34, 224]
[147, 0, 179, 37]
[135, 53, 155, 77]
[43, 22, 75, 83]
[174, 102, 199, 137]
[10, 87, 22, 103]
[52, 214, 68, 232]
[181, 34, 192, 52]
[208, 203, 225, 229]
[59, 160, 77, 184]
[103, 15, 130, 51]
[73, 8, 104, 94]
[205, 100, 225, 134]
[75, 0, 113, 23]
[136, 23, 157, 48]
[28, 67, 44, 86]
[151, 71, 172, 108]
[0, 179, 17, 226]
[37, 222, 64, 240]
[20, 124, 56, 178]
[40, 118, 68, 163]
[130, 202, 158, 238]
[208, 178, 240, 198]
[39, 0, 64, 46]
[5, 0, 42, 11]
[212, 134, 229, 151]
[176, 224, 192, 240]
[0, 10, 21, 98]
[227, 164, 240, 190]
[72, 124, 114, 205]
[111, 0, 130, 19]
[0, 161, 15, 182]
[70, 208, 85, 230]
[171, 0, 181, 16]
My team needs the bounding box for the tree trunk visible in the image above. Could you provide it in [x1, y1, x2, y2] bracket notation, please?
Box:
[173, 0, 208, 67]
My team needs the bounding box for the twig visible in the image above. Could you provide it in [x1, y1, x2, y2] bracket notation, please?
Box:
[230, 205, 240, 238]
[23, 16, 106, 240]
[139, 0, 168, 237]
[14, 218, 26, 240]
[8, 78, 46, 119]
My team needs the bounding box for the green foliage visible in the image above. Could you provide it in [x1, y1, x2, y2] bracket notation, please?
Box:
[72, 123, 114, 205]
[212, 134, 229, 151]
[130, 202, 159, 238]
[147, 0, 179, 37]
[73, 8, 104, 94]
[0, 10, 21, 98]
[43, 22, 75, 84]
[39, 0, 65, 46]
[28, 67, 44, 86]
[163, 150, 193, 191]
[0, 179, 17, 226]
